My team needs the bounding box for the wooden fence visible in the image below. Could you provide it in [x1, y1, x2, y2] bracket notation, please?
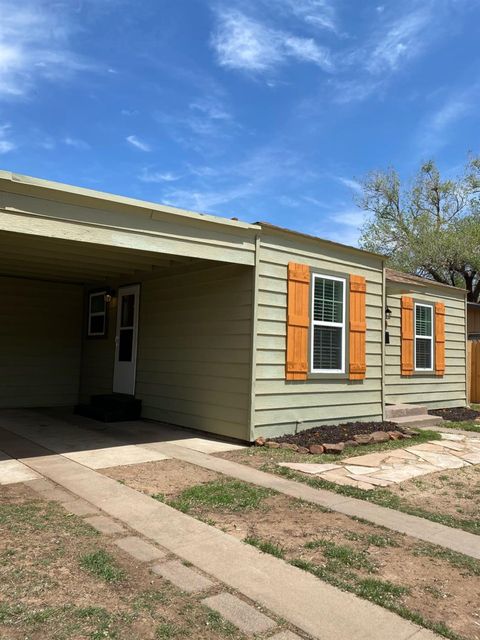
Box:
[468, 340, 480, 404]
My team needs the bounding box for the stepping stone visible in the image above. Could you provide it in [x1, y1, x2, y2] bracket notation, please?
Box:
[344, 465, 381, 476]
[202, 593, 276, 635]
[152, 560, 214, 593]
[385, 450, 420, 461]
[368, 466, 433, 483]
[346, 474, 392, 488]
[320, 469, 365, 488]
[459, 451, 480, 464]
[407, 450, 470, 470]
[28, 478, 73, 501]
[84, 515, 126, 535]
[341, 452, 390, 467]
[440, 433, 465, 441]
[430, 440, 466, 452]
[61, 499, 100, 516]
[268, 632, 304, 640]
[115, 536, 166, 562]
[278, 463, 339, 475]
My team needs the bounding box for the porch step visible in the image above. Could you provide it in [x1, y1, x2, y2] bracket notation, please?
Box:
[389, 414, 443, 429]
[74, 394, 142, 423]
[385, 403, 428, 419]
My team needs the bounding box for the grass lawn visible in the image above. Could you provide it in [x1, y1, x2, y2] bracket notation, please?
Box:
[106, 459, 480, 640]
[0, 483, 247, 640]
[440, 421, 480, 434]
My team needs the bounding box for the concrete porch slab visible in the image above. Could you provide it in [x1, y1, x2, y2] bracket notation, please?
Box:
[0, 457, 41, 484]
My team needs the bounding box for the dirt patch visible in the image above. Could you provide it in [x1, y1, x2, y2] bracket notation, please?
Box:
[107, 459, 480, 639]
[270, 421, 402, 447]
[0, 483, 246, 640]
[103, 459, 221, 498]
[387, 465, 480, 522]
[429, 407, 480, 422]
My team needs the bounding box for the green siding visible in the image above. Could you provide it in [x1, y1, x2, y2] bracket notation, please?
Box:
[0, 276, 82, 407]
[253, 230, 385, 438]
[385, 283, 467, 409]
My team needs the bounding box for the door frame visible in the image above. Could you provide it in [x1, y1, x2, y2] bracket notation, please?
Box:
[112, 283, 141, 395]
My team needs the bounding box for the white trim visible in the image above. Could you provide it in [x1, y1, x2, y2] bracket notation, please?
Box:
[113, 284, 140, 395]
[310, 273, 346, 374]
[87, 290, 107, 336]
[414, 302, 434, 372]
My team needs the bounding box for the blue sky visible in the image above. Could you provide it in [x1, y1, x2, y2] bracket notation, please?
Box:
[1, 0, 479, 245]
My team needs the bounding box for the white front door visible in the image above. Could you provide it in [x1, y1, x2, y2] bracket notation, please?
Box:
[113, 284, 140, 395]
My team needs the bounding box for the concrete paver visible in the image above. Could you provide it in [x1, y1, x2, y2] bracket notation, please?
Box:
[0, 458, 41, 484]
[115, 536, 166, 562]
[152, 560, 214, 593]
[279, 462, 338, 474]
[202, 593, 277, 635]
[84, 515, 126, 535]
[61, 498, 100, 516]
[268, 632, 305, 640]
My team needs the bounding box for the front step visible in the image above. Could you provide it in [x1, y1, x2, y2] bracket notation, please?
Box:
[385, 403, 428, 419]
[390, 414, 443, 429]
[74, 394, 142, 423]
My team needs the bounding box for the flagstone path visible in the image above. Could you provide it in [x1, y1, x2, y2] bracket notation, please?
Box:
[279, 432, 480, 489]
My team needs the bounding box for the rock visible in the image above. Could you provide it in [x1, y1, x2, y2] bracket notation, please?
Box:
[370, 431, 390, 444]
[322, 443, 344, 454]
[344, 440, 359, 448]
[353, 434, 371, 445]
[297, 446, 310, 454]
[254, 437, 266, 447]
[388, 431, 404, 440]
[279, 443, 298, 451]
[266, 441, 280, 449]
[309, 444, 325, 455]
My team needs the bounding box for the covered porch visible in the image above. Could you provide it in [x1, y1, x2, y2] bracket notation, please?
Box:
[0, 172, 258, 442]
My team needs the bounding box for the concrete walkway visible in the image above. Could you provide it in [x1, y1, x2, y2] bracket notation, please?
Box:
[0, 425, 439, 640]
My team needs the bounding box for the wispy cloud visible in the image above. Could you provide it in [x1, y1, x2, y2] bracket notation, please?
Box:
[211, 8, 332, 74]
[126, 135, 151, 151]
[0, 1, 94, 99]
[64, 136, 90, 150]
[336, 176, 362, 193]
[0, 123, 16, 153]
[139, 168, 181, 183]
[267, 0, 338, 33]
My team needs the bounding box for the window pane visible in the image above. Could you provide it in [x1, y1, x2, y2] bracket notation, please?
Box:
[314, 277, 343, 323]
[121, 294, 135, 328]
[119, 328, 134, 361]
[416, 305, 432, 337]
[89, 314, 105, 335]
[90, 293, 105, 314]
[313, 325, 342, 370]
[416, 337, 432, 369]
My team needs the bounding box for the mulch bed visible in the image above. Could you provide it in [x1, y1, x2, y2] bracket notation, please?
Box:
[271, 421, 399, 448]
[429, 407, 480, 422]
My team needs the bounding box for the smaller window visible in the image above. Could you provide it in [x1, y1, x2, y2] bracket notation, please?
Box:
[88, 291, 107, 337]
[311, 273, 346, 374]
[414, 303, 433, 371]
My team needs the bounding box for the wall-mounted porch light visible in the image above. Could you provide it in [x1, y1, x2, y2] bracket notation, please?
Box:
[104, 288, 116, 304]
[385, 306, 392, 345]
[385, 306, 392, 322]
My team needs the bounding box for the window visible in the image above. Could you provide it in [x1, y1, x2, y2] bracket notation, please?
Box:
[311, 274, 346, 373]
[414, 303, 433, 371]
[88, 291, 107, 337]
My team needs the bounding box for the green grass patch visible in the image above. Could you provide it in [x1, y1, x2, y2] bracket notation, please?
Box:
[356, 577, 409, 603]
[304, 539, 376, 572]
[441, 421, 480, 433]
[344, 531, 399, 548]
[413, 543, 480, 576]
[154, 480, 273, 514]
[79, 550, 126, 583]
[156, 622, 181, 638]
[244, 536, 285, 558]
[205, 610, 238, 636]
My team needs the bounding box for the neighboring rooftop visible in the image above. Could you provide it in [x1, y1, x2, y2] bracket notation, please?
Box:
[386, 268, 466, 292]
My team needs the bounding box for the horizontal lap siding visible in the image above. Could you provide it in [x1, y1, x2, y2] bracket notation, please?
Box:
[253, 234, 384, 438]
[385, 285, 466, 409]
[136, 264, 252, 440]
[0, 276, 82, 407]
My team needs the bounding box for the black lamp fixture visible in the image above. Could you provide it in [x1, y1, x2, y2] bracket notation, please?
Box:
[385, 306, 392, 322]
[104, 288, 116, 304]
[384, 306, 392, 345]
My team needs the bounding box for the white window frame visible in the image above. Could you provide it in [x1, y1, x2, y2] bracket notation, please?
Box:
[414, 302, 434, 372]
[310, 273, 346, 374]
[88, 291, 107, 337]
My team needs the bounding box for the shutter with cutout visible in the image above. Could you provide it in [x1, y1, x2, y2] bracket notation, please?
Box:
[286, 262, 310, 380]
[401, 296, 414, 376]
[349, 275, 367, 380]
[435, 302, 446, 376]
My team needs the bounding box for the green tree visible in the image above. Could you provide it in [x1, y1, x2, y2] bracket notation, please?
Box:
[358, 156, 480, 301]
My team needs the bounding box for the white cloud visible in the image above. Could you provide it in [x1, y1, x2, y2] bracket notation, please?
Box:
[126, 135, 151, 152]
[269, 0, 337, 33]
[211, 9, 332, 74]
[64, 137, 90, 150]
[336, 176, 362, 193]
[330, 209, 366, 227]
[0, 123, 16, 153]
[139, 169, 181, 183]
[0, 1, 93, 99]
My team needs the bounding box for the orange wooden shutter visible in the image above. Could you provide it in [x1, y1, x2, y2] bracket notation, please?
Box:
[435, 302, 446, 377]
[349, 275, 367, 380]
[286, 262, 310, 380]
[401, 296, 414, 376]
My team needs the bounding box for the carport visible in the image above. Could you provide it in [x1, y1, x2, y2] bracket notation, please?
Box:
[0, 171, 259, 442]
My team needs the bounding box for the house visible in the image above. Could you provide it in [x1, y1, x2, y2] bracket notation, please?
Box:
[0, 171, 468, 442]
